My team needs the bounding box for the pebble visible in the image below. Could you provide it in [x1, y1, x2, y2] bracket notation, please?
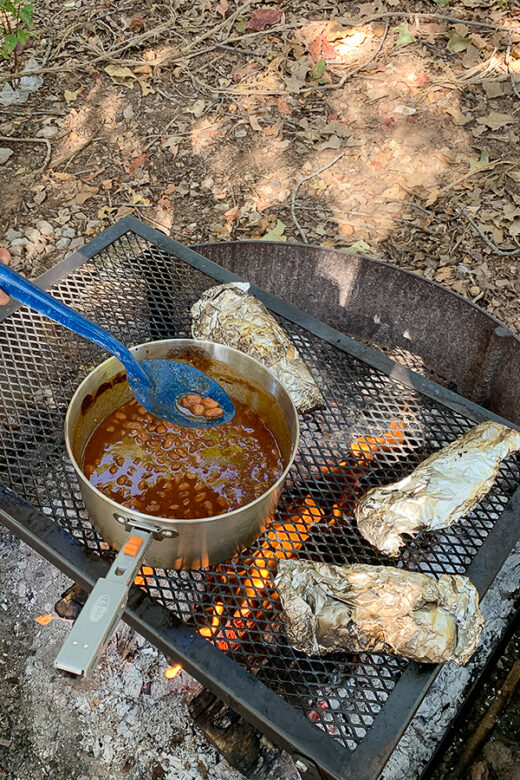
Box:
[55, 237, 70, 250]
[69, 237, 83, 250]
[235, 129, 247, 138]
[0, 147, 13, 165]
[61, 226, 76, 239]
[25, 227, 42, 243]
[36, 220, 53, 236]
[5, 228, 22, 242]
[123, 104, 135, 121]
[36, 125, 58, 139]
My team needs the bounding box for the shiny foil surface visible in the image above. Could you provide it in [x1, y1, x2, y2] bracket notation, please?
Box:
[355, 421, 520, 557]
[191, 282, 325, 413]
[275, 560, 484, 665]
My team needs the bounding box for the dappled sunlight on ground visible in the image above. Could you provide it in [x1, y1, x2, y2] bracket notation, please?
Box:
[0, 1, 520, 332]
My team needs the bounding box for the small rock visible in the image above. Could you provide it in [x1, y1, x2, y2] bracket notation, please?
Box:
[235, 129, 247, 138]
[0, 148, 13, 165]
[25, 227, 42, 243]
[61, 227, 76, 239]
[55, 237, 70, 250]
[123, 104, 135, 121]
[5, 229, 22, 242]
[10, 237, 27, 248]
[25, 240, 45, 258]
[36, 220, 53, 236]
[33, 191, 47, 205]
[36, 125, 59, 139]
[69, 237, 84, 251]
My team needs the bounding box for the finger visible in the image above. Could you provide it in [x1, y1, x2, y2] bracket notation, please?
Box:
[0, 247, 11, 305]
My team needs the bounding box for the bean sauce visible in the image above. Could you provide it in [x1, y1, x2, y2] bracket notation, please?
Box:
[82, 397, 283, 519]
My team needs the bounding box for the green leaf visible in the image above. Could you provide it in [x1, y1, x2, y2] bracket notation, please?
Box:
[395, 23, 415, 46]
[16, 28, 27, 44]
[4, 1, 16, 13]
[259, 219, 287, 242]
[433, 0, 451, 5]
[3, 34, 17, 54]
[447, 30, 471, 53]
[469, 148, 490, 172]
[311, 58, 326, 81]
[343, 240, 372, 255]
[19, 3, 34, 25]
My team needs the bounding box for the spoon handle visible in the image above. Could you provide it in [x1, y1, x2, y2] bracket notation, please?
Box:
[0, 263, 150, 386]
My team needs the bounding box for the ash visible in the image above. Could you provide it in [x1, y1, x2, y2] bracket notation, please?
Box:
[0, 527, 264, 780]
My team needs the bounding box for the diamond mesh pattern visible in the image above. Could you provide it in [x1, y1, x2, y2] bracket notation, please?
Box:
[0, 232, 519, 749]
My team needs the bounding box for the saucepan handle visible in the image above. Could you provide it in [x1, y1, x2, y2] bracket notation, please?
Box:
[54, 529, 152, 677]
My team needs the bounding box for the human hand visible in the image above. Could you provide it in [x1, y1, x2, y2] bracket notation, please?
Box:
[0, 248, 10, 305]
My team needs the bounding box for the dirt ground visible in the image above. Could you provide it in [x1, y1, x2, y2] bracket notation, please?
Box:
[1, 1, 520, 779]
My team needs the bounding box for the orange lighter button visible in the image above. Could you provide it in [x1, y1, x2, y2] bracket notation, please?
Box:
[124, 535, 143, 557]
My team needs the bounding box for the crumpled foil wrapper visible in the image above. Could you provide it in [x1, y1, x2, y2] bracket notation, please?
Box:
[275, 559, 484, 665]
[191, 282, 325, 413]
[356, 420, 520, 557]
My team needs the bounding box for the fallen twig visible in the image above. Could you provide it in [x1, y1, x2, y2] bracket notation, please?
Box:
[216, 43, 264, 57]
[360, 11, 518, 34]
[291, 152, 345, 243]
[0, 136, 51, 170]
[452, 661, 520, 777]
[301, 22, 390, 94]
[461, 208, 520, 256]
[507, 36, 520, 100]
[438, 159, 516, 195]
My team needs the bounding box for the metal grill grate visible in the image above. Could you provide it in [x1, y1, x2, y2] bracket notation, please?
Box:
[1, 230, 519, 752]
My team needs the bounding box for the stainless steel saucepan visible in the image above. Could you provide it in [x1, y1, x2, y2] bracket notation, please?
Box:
[56, 339, 299, 677]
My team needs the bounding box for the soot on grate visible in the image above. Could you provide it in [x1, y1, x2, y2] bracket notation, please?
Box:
[0, 232, 519, 750]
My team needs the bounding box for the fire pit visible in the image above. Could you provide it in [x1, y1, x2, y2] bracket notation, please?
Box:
[0, 217, 519, 780]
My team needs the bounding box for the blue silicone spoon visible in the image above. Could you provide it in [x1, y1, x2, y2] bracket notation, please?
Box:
[0, 263, 234, 427]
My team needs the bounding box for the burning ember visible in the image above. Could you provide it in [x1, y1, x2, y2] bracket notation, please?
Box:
[164, 664, 182, 679]
[35, 613, 55, 626]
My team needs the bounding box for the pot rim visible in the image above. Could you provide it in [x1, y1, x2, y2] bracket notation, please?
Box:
[65, 338, 300, 528]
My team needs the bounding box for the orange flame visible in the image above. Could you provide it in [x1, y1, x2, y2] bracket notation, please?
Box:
[164, 664, 182, 679]
[36, 613, 55, 626]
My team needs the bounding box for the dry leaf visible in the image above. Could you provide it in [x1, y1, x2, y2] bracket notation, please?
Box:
[476, 112, 517, 130]
[318, 134, 341, 150]
[75, 186, 98, 205]
[224, 206, 241, 222]
[188, 99, 206, 118]
[134, 64, 152, 75]
[216, 0, 229, 16]
[139, 78, 155, 96]
[97, 205, 116, 219]
[338, 222, 354, 237]
[249, 115, 262, 131]
[509, 219, 520, 237]
[435, 267, 454, 283]
[104, 65, 136, 82]
[64, 87, 82, 104]
[128, 154, 147, 175]
[445, 106, 472, 126]
[247, 7, 282, 32]
[425, 187, 439, 206]
[277, 97, 292, 115]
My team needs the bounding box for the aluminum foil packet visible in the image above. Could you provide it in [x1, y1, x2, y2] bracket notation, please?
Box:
[356, 420, 520, 557]
[191, 282, 325, 413]
[275, 559, 484, 665]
